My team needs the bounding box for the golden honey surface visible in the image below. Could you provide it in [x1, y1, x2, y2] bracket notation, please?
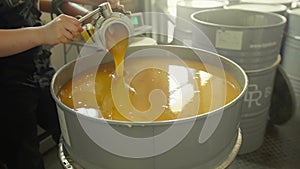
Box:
[59, 21, 241, 122]
[58, 57, 241, 122]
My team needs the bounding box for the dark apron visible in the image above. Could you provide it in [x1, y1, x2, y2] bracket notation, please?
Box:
[0, 0, 55, 88]
[0, 1, 60, 169]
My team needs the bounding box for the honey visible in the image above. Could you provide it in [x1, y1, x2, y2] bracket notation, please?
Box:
[105, 23, 129, 77]
[58, 22, 241, 122]
[58, 57, 241, 122]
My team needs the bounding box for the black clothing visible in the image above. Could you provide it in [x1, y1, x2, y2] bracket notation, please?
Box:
[0, 84, 60, 169]
[0, 1, 61, 169]
[0, 0, 55, 88]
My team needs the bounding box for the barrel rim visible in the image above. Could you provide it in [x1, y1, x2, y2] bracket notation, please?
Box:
[240, 0, 295, 5]
[224, 3, 288, 13]
[285, 33, 300, 41]
[245, 55, 281, 73]
[287, 7, 300, 16]
[177, 0, 227, 9]
[51, 45, 248, 126]
[191, 8, 286, 29]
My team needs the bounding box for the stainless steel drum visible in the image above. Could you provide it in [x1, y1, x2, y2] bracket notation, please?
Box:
[59, 129, 243, 169]
[281, 8, 300, 115]
[240, 0, 295, 8]
[51, 45, 248, 169]
[239, 55, 281, 154]
[191, 9, 286, 154]
[285, 8, 300, 37]
[191, 9, 286, 70]
[281, 36, 300, 77]
[173, 0, 227, 46]
[224, 3, 288, 16]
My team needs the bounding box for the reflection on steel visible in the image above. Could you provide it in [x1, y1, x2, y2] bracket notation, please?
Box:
[59, 129, 242, 169]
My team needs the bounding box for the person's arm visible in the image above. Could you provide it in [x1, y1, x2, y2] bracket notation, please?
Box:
[60, 2, 90, 17]
[68, 0, 120, 9]
[40, 0, 90, 17]
[0, 27, 44, 57]
[39, 0, 52, 13]
[58, 0, 123, 24]
[40, 0, 121, 17]
[0, 14, 82, 58]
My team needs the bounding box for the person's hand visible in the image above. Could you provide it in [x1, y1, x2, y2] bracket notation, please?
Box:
[40, 14, 83, 45]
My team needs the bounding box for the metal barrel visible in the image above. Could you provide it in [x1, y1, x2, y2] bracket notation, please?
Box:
[191, 9, 285, 154]
[281, 8, 300, 115]
[281, 36, 300, 114]
[191, 9, 286, 71]
[173, 0, 226, 46]
[281, 36, 300, 77]
[239, 0, 296, 8]
[285, 8, 300, 37]
[239, 55, 281, 154]
[224, 3, 288, 16]
[286, 70, 300, 117]
[239, 107, 269, 154]
[224, 4, 288, 57]
[288, 75, 300, 99]
[51, 45, 248, 169]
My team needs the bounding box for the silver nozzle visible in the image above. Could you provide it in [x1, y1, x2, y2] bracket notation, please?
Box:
[79, 8, 99, 23]
[79, 2, 113, 23]
[99, 2, 113, 19]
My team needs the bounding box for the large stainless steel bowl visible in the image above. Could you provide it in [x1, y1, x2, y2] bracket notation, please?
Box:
[51, 45, 248, 169]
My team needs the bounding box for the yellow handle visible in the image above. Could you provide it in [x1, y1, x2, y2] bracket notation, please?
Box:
[81, 23, 96, 43]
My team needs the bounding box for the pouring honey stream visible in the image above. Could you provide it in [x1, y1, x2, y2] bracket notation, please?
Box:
[105, 23, 129, 77]
[102, 23, 167, 122]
